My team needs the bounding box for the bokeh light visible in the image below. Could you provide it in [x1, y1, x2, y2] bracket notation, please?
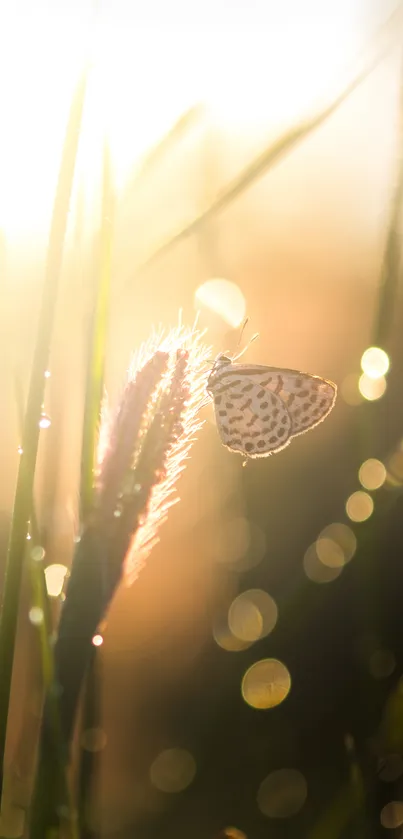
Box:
[92, 634, 103, 647]
[361, 347, 390, 379]
[150, 748, 196, 793]
[213, 616, 254, 652]
[340, 373, 363, 406]
[44, 563, 68, 597]
[211, 517, 266, 571]
[358, 373, 387, 401]
[257, 769, 307, 818]
[317, 522, 357, 565]
[369, 649, 396, 679]
[39, 412, 52, 429]
[242, 659, 291, 710]
[81, 727, 107, 753]
[386, 452, 403, 487]
[315, 537, 345, 568]
[228, 597, 262, 643]
[359, 458, 386, 490]
[346, 491, 374, 522]
[378, 755, 403, 783]
[194, 279, 246, 328]
[380, 801, 403, 829]
[29, 607, 44, 626]
[303, 543, 343, 583]
[228, 590, 278, 643]
[30, 545, 45, 562]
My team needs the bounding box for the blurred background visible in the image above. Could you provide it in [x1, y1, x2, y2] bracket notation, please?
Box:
[2, 0, 403, 836]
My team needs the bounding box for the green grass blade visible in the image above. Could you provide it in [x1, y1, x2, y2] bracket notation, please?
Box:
[80, 142, 114, 522]
[0, 68, 88, 802]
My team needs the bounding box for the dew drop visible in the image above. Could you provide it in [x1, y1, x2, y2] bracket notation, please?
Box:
[29, 607, 44, 626]
[39, 412, 51, 429]
[31, 545, 45, 562]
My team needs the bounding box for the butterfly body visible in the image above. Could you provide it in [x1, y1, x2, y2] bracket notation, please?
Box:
[207, 354, 337, 458]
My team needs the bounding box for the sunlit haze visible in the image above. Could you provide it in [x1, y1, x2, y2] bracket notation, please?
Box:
[0, 0, 399, 240]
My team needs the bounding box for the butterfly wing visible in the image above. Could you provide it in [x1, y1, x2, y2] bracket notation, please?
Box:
[222, 365, 337, 438]
[212, 379, 292, 457]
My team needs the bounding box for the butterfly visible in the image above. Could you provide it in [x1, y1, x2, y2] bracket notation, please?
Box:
[206, 353, 337, 458]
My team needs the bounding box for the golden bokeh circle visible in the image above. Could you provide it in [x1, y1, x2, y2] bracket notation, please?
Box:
[386, 452, 403, 486]
[318, 523, 357, 564]
[346, 491, 374, 523]
[242, 659, 291, 710]
[358, 458, 386, 491]
[228, 598, 263, 643]
[380, 801, 403, 829]
[378, 754, 403, 783]
[150, 748, 196, 793]
[257, 768, 307, 818]
[369, 649, 396, 680]
[228, 589, 278, 643]
[358, 374, 387, 401]
[194, 278, 246, 328]
[315, 537, 345, 568]
[303, 543, 343, 583]
[361, 347, 390, 379]
[213, 617, 253, 652]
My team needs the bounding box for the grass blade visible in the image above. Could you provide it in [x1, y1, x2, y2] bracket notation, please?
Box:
[0, 68, 88, 802]
[80, 143, 115, 523]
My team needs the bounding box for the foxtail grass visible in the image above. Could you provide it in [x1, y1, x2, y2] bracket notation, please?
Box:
[29, 325, 210, 837]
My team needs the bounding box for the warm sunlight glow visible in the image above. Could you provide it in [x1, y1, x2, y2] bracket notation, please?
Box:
[195, 279, 246, 328]
[44, 563, 68, 597]
[0, 0, 379, 240]
[361, 347, 390, 379]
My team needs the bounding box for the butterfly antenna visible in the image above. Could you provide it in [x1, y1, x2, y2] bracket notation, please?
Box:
[232, 331, 259, 362]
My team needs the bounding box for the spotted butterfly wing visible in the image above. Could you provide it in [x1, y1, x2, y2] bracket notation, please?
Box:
[207, 357, 337, 458]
